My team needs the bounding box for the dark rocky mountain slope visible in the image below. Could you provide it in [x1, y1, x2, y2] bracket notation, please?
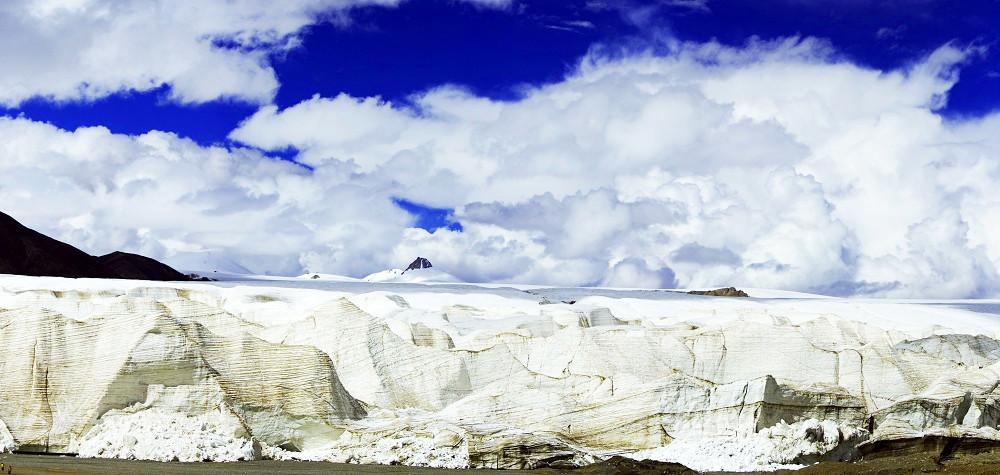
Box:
[97, 251, 190, 281]
[1, 211, 189, 281]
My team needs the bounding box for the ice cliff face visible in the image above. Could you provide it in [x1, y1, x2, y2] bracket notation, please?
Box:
[0, 285, 362, 460]
[1, 276, 1000, 470]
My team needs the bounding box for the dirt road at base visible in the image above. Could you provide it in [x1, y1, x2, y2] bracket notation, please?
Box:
[0, 455, 562, 475]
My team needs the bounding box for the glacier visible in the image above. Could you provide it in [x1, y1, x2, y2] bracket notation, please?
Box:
[1, 274, 1000, 470]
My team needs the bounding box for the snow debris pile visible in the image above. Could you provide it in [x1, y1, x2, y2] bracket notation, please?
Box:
[629, 419, 867, 472]
[76, 385, 257, 462]
[0, 419, 17, 453]
[262, 417, 470, 469]
[76, 407, 257, 462]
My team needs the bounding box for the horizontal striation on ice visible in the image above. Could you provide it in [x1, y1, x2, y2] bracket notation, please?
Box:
[2, 275, 1000, 470]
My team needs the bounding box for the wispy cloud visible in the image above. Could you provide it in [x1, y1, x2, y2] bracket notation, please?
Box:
[876, 25, 908, 40]
[662, 0, 711, 13]
[0, 0, 506, 107]
[544, 19, 597, 33]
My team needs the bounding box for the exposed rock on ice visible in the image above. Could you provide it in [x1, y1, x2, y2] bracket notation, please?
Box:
[296, 273, 359, 282]
[2, 274, 1000, 470]
[688, 286, 750, 297]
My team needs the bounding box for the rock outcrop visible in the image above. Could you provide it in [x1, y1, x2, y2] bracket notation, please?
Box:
[1, 276, 1000, 470]
[688, 286, 750, 297]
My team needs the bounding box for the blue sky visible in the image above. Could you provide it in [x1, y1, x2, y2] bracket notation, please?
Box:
[1, 0, 999, 296]
[7, 0, 999, 144]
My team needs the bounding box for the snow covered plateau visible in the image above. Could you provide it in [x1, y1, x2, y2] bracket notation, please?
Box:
[2, 272, 1000, 471]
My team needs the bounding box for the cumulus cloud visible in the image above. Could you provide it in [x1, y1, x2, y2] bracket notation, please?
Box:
[3, 35, 1000, 297]
[225, 37, 1000, 296]
[0, 117, 414, 276]
[0, 0, 504, 106]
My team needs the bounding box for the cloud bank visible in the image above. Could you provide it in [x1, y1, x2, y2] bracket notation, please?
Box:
[2, 35, 999, 297]
[0, 0, 506, 106]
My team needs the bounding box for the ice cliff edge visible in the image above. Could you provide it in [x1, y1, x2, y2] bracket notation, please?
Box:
[2, 275, 1000, 470]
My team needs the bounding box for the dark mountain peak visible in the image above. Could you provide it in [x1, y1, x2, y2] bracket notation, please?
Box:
[1, 210, 189, 281]
[405, 257, 433, 272]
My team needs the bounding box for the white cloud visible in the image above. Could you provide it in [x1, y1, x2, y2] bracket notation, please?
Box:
[224, 37, 1000, 296]
[3, 35, 1000, 297]
[0, 117, 415, 276]
[0, 0, 504, 106]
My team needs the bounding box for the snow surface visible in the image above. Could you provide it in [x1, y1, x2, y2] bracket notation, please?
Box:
[362, 267, 461, 283]
[296, 273, 361, 282]
[3, 272, 1000, 340]
[5, 271, 1000, 351]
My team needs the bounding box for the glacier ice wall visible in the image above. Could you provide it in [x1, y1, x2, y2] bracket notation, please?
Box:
[2, 277, 1000, 469]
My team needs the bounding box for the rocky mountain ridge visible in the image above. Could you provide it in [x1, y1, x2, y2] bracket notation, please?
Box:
[0, 211, 188, 281]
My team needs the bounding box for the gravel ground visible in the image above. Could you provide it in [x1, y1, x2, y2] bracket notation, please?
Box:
[0, 455, 561, 475]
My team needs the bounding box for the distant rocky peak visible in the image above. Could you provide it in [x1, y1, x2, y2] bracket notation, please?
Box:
[404, 257, 433, 272]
